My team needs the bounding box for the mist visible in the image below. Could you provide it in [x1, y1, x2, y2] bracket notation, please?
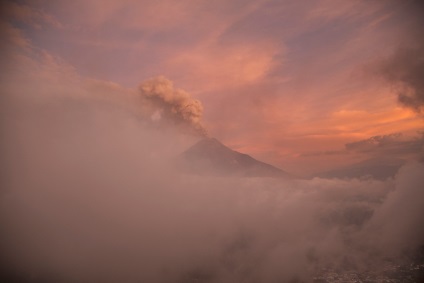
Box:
[1, 73, 424, 283]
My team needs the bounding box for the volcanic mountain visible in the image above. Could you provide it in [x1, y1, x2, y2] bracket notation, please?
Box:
[178, 138, 292, 178]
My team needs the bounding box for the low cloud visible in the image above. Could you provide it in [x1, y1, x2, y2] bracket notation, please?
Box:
[2, 60, 424, 282]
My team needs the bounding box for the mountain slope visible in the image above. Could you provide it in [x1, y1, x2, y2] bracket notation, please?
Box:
[178, 138, 291, 178]
[315, 157, 406, 180]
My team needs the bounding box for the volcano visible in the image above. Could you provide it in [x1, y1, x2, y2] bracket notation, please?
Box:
[179, 138, 292, 178]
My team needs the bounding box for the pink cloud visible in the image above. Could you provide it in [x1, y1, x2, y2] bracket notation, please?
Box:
[2, 0, 423, 175]
[166, 41, 281, 92]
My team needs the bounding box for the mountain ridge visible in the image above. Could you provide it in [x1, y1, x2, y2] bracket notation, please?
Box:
[178, 138, 292, 178]
[315, 156, 406, 180]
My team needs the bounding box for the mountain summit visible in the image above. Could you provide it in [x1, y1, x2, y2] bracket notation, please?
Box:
[179, 138, 291, 178]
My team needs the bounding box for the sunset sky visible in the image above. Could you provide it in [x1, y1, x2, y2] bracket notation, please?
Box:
[2, 0, 423, 175]
[2, 4, 424, 281]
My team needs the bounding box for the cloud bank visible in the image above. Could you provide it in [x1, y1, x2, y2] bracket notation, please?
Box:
[345, 132, 424, 157]
[1, 62, 424, 282]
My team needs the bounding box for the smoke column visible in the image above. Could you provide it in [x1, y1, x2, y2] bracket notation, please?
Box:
[139, 76, 208, 137]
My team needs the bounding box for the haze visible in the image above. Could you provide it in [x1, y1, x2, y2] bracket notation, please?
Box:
[1, 0, 424, 282]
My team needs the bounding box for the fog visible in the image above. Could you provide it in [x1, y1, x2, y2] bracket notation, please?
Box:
[1, 76, 424, 282]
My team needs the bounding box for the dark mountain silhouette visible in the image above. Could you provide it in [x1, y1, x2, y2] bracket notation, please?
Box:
[316, 157, 406, 180]
[178, 138, 292, 178]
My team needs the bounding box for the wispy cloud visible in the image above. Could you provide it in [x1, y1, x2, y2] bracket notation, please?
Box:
[1, 1, 63, 29]
[2, 0, 423, 175]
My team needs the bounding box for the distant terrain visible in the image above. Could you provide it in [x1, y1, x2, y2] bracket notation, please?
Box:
[315, 157, 406, 180]
[178, 138, 292, 178]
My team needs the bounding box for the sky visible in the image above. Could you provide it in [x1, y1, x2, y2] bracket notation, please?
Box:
[1, 0, 424, 175]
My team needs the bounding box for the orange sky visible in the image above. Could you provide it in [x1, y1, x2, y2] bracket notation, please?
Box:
[1, 0, 423, 175]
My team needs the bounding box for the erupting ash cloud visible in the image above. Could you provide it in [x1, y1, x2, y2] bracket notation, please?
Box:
[139, 76, 208, 137]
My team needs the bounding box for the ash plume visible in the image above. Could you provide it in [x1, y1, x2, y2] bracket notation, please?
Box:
[139, 76, 208, 137]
